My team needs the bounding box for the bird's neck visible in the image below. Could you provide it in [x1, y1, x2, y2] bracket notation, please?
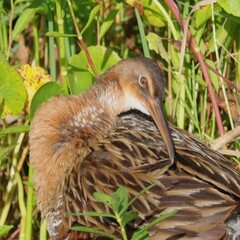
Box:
[70, 78, 124, 142]
[31, 77, 125, 215]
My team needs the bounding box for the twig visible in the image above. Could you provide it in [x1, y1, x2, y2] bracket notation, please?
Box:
[211, 125, 240, 150]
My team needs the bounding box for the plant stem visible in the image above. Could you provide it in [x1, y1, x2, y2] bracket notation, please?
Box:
[47, 0, 57, 81]
[0, 132, 25, 226]
[66, 0, 99, 77]
[6, 0, 14, 60]
[32, 18, 40, 65]
[25, 166, 34, 240]
[39, 219, 47, 240]
[17, 172, 26, 240]
[56, 0, 68, 91]
[164, 0, 224, 136]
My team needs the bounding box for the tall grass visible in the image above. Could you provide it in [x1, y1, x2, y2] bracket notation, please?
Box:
[0, 0, 239, 239]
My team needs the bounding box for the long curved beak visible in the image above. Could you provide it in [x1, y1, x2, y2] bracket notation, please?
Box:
[146, 98, 175, 165]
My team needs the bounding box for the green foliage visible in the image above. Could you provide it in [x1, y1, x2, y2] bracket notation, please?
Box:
[70, 186, 176, 240]
[218, 0, 240, 17]
[0, 0, 239, 239]
[0, 60, 27, 118]
[68, 45, 121, 94]
[0, 225, 13, 237]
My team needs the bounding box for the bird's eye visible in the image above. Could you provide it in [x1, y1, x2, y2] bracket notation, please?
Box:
[138, 76, 148, 88]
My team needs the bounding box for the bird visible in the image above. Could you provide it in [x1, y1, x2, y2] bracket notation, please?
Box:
[29, 57, 240, 240]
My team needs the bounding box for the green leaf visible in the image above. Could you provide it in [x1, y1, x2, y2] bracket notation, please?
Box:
[68, 46, 121, 94]
[0, 125, 30, 135]
[131, 229, 150, 240]
[93, 192, 112, 205]
[0, 225, 13, 237]
[12, 0, 46, 40]
[208, 20, 238, 53]
[67, 211, 115, 219]
[218, 0, 240, 17]
[0, 96, 4, 117]
[68, 68, 93, 95]
[146, 32, 169, 63]
[81, 4, 101, 34]
[127, 184, 155, 211]
[135, 8, 150, 58]
[100, 3, 123, 39]
[143, 211, 177, 231]
[196, 75, 207, 87]
[0, 61, 27, 118]
[121, 211, 138, 227]
[111, 192, 121, 215]
[115, 186, 129, 215]
[29, 82, 66, 120]
[46, 31, 77, 38]
[22, 181, 35, 189]
[69, 226, 120, 240]
[194, 5, 211, 45]
[110, 186, 129, 216]
[205, 59, 219, 91]
[142, 0, 166, 28]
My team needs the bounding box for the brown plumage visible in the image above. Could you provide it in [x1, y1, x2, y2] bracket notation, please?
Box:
[29, 58, 240, 240]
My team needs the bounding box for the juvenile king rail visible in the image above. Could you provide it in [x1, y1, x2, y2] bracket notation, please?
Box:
[30, 57, 240, 240]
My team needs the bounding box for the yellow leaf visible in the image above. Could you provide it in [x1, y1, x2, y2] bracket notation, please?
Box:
[18, 65, 51, 110]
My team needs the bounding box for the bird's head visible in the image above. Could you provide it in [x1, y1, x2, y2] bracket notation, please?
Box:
[104, 57, 175, 164]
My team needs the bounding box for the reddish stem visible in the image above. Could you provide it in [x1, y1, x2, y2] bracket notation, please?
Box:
[165, 0, 224, 136]
[79, 38, 99, 78]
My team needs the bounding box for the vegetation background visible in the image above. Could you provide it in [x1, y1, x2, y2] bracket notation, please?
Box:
[0, 0, 239, 239]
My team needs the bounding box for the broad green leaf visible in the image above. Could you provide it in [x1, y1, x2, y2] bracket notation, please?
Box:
[0, 61, 27, 118]
[121, 211, 138, 227]
[115, 186, 129, 215]
[195, 5, 212, 29]
[93, 192, 112, 205]
[12, 0, 47, 40]
[208, 20, 238, 53]
[29, 82, 66, 120]
[111, 193, 121, 215]
[0, 225, 13, 237]
[46, 31, 77, 38]
[69, 226, 120, 240]
[81, 4, 101, 34]
[68, 69, 93, 95]
[68, 46, 120, 94]
[100, 3, 123, 39]
[12, 8, 36, 40]
[0, 125, 30, 135]
[142, 0, 166, 28]
[127, 0, 166, 28]
[218, 0, 240, 17]
[146, 32, 169, 63]
[194, 5, 211, 44]
[111, 186, 129, 215]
